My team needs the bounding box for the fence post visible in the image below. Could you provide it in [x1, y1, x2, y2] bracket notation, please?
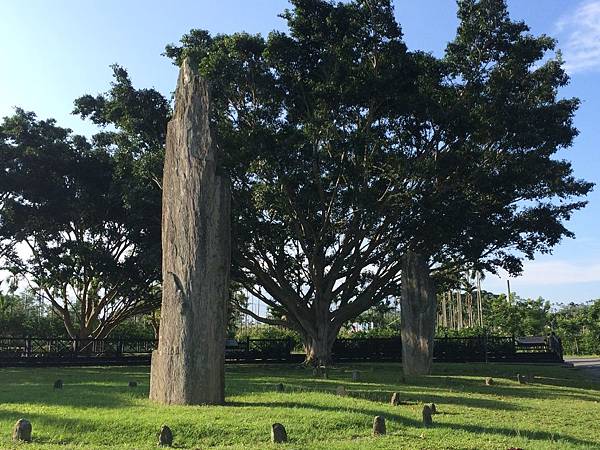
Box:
[25, 335, 32, 357]
[287, 337, 293, 361]
[484, 332, 488, 364]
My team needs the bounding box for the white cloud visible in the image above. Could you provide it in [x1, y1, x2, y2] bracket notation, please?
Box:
[486, 260, 600, 287]
[556, 0, 600, 74]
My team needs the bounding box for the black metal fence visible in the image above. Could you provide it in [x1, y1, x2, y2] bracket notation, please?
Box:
[0, 334, 562, 367]
[0, 336, 295, 366]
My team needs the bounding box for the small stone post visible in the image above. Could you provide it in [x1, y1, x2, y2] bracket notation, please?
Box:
[158, 425, 173, 447]
[422, 405, 433, 427]
[390, 392, 400, 406]
[372, 416, 386, 435]
[271, 423, 287, 443]
[12, 419, 32, 442]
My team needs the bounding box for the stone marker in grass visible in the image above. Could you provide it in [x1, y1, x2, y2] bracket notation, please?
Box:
[158, 425, 173, 447]
[390, 392, 400, 406]
[53, 379, 63, 389]
[271, 423, 287, 443]
[129, 381, 138, 388]
[429, 402, 437, 414]
[12, 419, 32, 442]
[422, 405, 433, 427]
[275, 383, 285, 392]
[336, 385, 348, 397]
[372, 416, 386, 436]
[517, 373, 526, 384]
[485, 377, 494, 386]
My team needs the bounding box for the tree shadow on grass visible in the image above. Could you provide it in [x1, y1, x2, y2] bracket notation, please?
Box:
[279, 364, 600, 403]
[431, 363, 600, 392]
[421, 376, 600, 403]
[230, 399, 599, 448]
[0, 408, 104, 446]
[0, 383, 144, 408]
[233, 373, 597, 412]
[231, 378, 524, 411]
[0, 366, 150, 408]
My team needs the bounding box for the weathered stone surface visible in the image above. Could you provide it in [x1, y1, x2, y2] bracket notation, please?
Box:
[372, 416, 386, 436]
[422, 405, 433, 427]
[351, 370, 361, 381]
[53, 379, 63, 389]
[12, 419, 32, 442]
[400, 251, 436, 376]
[336, 385, 348, 397]
[149, 58, 230, 406]
[129, 381, 138, 388]
[485, 377, 494, 386]
[271, 423, 287, 443]
[157, 425, 173, 447]
[390, 392, 400, 406]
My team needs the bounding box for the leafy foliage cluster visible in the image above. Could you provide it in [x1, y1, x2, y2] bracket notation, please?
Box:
[0, 0, 593, 356]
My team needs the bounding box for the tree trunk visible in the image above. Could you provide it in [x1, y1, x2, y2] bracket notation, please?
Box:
[149, 58, 230, 405]
[476, 272, 483, 327]
[457, 290, 463, 330]
[442, 292, 448, 328]
[302, 321, 340, 366]
[400, 251, 436, 376]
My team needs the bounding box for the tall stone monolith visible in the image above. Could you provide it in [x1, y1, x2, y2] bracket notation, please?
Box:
[149, 58, 230, 405]
[400, 251, 436, 376]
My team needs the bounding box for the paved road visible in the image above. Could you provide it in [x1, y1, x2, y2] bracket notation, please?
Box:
[565, 358, 600, 380]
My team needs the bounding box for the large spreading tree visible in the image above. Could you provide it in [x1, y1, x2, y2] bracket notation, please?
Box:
[164, 0, 591, 366]
[0, 68, 168, 340]
[3, 0, 590, 369]
[165, 0, 420, 365]
[392, 0, 592, 372]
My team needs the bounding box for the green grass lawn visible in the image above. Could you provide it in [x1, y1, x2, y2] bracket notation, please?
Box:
[0, 362, 598, 449]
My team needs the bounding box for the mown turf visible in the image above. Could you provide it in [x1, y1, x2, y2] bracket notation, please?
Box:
[0, 362, 598, 449]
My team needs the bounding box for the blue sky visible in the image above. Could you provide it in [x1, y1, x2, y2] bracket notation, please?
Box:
[1, 0, 599, 304]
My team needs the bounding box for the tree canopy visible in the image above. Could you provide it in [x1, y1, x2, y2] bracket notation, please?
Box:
[0, 102, 163, 339]
[162, 0, 591, 363]
[0, 0, 591, 364]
